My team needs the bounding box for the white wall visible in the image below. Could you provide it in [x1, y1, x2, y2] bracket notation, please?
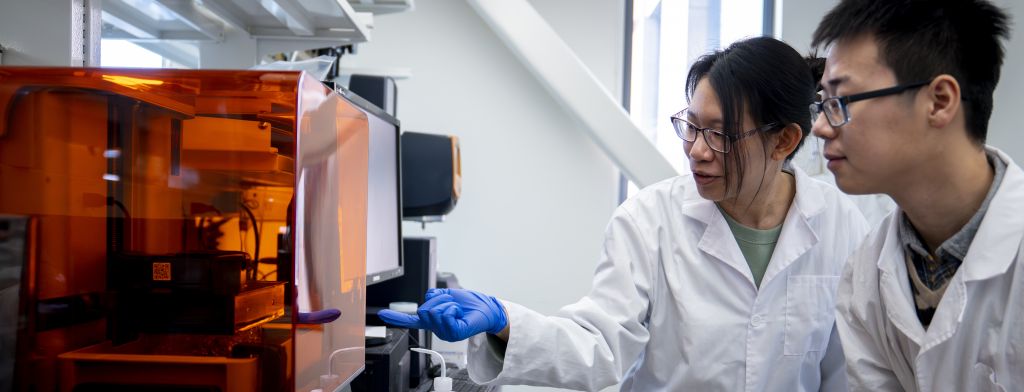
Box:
[988, 0, 1024, 161]
[776, 0, 835, 55]
[0, 0, 94, 66]
[780, 0, 1024, 162]
[341, 2, 623, 390]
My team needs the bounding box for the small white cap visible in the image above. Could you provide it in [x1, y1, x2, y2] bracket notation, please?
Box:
[433, 376, 453, 392]
[319, 374, 340, 391]
[389, 301, 418, 314]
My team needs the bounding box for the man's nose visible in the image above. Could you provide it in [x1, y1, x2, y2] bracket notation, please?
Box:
[811, 112, 836, 140]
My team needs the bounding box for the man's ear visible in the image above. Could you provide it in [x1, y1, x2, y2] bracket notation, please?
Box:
[926, 74, 961, 129]
[771, 124, 803, 161]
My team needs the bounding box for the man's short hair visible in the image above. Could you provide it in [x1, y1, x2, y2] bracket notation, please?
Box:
[812, 0, 1011, 143]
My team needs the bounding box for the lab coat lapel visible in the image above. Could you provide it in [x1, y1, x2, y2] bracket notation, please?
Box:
[684, 167, 826, 289]
[923, 148, 1024, 350]
[760, 167, 821, 287]
[680, 180, 756, 288]
[876, 213, 927, 346]
[960, 148, 1024, 283]
[697, 200, 756, 288]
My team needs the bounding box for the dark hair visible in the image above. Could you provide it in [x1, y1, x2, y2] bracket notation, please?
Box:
[812, 0, 1011, 143]
[685, 36, 823, 198]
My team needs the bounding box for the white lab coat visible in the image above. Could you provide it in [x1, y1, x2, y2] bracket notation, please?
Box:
[835, 146, 1024, 392]
[467, 166, 870, 391]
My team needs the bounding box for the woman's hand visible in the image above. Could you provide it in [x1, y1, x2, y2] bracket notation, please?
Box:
[378, 288, 509, 342]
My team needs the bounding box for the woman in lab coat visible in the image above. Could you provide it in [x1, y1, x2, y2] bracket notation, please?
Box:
[381, 36, 869, 391]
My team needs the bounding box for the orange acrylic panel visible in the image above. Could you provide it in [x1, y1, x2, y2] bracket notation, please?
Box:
[0, 67, 369, 392]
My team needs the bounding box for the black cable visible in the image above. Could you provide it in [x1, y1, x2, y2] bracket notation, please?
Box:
[259, 269, 277, 280]
[192, 204, 223, 251]
[198, 217, 206, 247]
[240, 203, 260, 281]
[107, 197, 130, 220]
[403, 331, 432, 374]
[406, 331, 422, 348]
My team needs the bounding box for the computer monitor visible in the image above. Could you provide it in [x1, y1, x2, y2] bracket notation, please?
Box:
[342, 90, 405, 286]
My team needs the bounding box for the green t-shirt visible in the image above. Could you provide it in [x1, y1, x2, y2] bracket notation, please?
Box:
[718, 205, 783, 288]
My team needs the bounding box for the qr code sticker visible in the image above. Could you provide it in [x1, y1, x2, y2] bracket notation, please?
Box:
[152, 262, 171, 281]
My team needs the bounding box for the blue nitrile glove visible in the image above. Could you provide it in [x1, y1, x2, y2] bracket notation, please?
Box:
[378, 288, 508, 342]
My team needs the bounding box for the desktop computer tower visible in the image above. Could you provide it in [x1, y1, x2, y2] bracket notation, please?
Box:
[367, 237, 436, 305]
[367, 237, 436, 388]
[350, 328, 410, 392]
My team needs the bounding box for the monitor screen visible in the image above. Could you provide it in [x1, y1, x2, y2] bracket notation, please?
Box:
[344, 91, 404, 285]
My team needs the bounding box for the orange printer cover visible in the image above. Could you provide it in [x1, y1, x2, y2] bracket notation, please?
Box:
[0, 67, 369, 392]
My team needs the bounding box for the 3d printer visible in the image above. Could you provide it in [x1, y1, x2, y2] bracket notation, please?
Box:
[0, 67, 371, 391]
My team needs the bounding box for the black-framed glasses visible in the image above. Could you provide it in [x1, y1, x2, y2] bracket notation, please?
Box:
[670, 109, 779, 153]
[810, 79, 932, 127]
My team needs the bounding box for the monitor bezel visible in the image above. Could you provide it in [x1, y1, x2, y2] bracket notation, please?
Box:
[338, 87, 405, 286]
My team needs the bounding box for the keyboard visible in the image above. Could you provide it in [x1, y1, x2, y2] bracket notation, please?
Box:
[449, 368, 497, 392]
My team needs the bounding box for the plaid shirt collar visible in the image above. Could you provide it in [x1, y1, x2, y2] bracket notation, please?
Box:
[898, 150, 1007, 290]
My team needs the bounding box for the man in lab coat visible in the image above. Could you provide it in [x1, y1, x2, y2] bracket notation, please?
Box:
[809, 0, 1020, 390]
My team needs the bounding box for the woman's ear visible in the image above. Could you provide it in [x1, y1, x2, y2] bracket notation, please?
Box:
[771, 124, 803, 161]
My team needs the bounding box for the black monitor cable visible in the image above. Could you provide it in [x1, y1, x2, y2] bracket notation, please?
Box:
[239, 203, 260, 281]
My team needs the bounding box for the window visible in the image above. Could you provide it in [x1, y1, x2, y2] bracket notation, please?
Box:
[101, 39, 195, 69]
[626, 0, 771, 196]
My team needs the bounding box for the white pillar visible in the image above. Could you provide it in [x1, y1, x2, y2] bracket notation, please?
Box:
[0, 0, 101, 66]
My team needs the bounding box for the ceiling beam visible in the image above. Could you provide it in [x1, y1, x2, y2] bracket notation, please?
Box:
[102, 0, 160, 39]
[258, 0, 316, 36]
[466, 0, 678, 187]
[196, 0, 249, 32]
[155, 0, 224, 40]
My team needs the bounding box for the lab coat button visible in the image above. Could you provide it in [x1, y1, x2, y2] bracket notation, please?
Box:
[751, 315, 764, 327]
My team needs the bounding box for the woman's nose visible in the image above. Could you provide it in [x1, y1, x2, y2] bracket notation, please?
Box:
[687, 133, 714, 161]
